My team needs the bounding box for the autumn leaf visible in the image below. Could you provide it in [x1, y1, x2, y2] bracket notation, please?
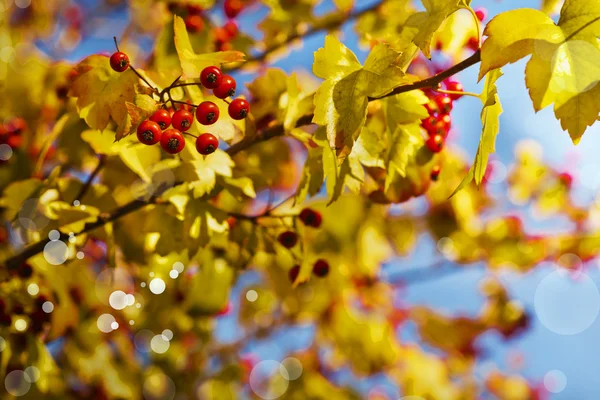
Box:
[115, 94, 159, 141]
[451, 68, 503, 196]
[479, 0, 600, 142]
[173, 15, 245, 79]
[313, 36, 406, 160]
[385, 124, 422, 191]
[70, 55, 139, 131]
[401, 0, 470, 58]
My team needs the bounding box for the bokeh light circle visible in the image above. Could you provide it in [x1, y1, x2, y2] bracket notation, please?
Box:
[5, 370, 31, 396]
[0, 144, 13, 160]
[142, 372, 176, 400]
[544, 370, 567, 393]
[109, 290, 128, 310]
[24, 366, 40, 383]
[43, 240, 69, 265]
[281, 357, 303, 380]
[149, 278, 166, 294]
[97, 314, 117, 333]
[534, 271, 600, 335]
[249, 360, 290, 400]
[134, 330, 154, 353]
[151, 334, 170, 354]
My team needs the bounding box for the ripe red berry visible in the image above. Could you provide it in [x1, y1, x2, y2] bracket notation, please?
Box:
[475, 7, 487, 22]
[160, 129, 186, 154]
[149, 109, 172, 130]
[195, 133, 219, 155]
[137, 121, 162, 145]
[224, 21, 239, 38]
[425, 134, 445, 153]
[196, 101, 220, 125]
[431, 165, 441, 181]
[435, 94, 453, 114]
[558, 172, 573, 188]
[224, 0, 243, 18]
[312, 259, 330, 277]
[424, 99, 439, 115]
[228, 98, 250, 120]
[185, 15, 204, 33]
[18, 263, 33, 279]
[200, 66, 223, 89]
[277, 231, 298, 248]
[467, 36, 480, 51]
[421, 115, 437, 133]
[172, 109, 194, 131]
[213, 75, 236, 99]
[109, 52, 129, 72]
[288, 265, 300, 284]
[444, 81, 464, 100]
[299, 208, 322, 228]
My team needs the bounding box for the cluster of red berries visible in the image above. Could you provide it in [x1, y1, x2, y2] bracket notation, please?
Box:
[109, 49, 250, 155]
[0, 295, 51, 333]
[272, 207, 329, 283]
[421, 80, 464, 181]
[288, 259, 330, 283]
[0, 117, 27, 149]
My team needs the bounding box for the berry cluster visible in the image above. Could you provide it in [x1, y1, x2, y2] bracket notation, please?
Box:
[0, 117, 27, 150]
[271, 207, 330, 283]
[109, 47, 250, 156]
[421, 80, 464, 181]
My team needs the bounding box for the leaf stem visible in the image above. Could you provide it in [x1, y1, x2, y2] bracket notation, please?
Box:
[435, 88, 480, 98]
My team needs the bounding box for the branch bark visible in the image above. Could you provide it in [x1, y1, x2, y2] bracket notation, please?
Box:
[3, 50, 482, 268]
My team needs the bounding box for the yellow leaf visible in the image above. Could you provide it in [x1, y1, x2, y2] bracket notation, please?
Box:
[173, 15, 245, 79]
[115, 94, 159, 141]
[452, 69, 503, 196]
[70, 55, 139, 131]
[45, 201, 100, 233]
[385, 124, 422, 191]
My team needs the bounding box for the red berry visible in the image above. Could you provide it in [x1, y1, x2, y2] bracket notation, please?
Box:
[228, 98, 249, 120]
[18, 263, 33, 279]
[299, 208, 322, 228]
[312, 259, 329, 277]
[444, 81, 464, 100]
[288, 265, 300, 284]
[224, 21, 239, 38]
[200, 66, 223, 89]
[185, 15, 204, 33]
[277, 231, 298, 248]
[467, 36, 480, 51]
[425, 134, 445, 153]
[224, 0, 243, 18]
[160, 129, 186, 154]
[7, 135, 23, 148]
[149, 109, 171, 130]
[109, 52, 129, 72]
[421, 115, 437, 133]
[172, 109, 194, 131]
[213, 75, 236, 99]
[6, 117, 27, 134]
[558, 172, 573, 188]
[186, 4, 204, 15]
[195, 133, 219, 155]
[475, 7, 487, 22]
[435, 94, 453, 114]
[424, 99, 439, 115]
[430, 165, 441, 181]
[196, 101, 220, 125]
[137, 121, 162, 145]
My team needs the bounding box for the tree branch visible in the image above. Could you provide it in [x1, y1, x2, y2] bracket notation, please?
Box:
[227, 1, 384, 72]
[75, 155, 106, 201]
[2, 50, 482, 268]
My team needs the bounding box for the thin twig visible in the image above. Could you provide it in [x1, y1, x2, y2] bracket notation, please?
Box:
[75, 155, 106, 201]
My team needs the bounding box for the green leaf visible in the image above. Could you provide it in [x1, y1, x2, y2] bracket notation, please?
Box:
[81, 129, 121, 155]
[385, 124, 422, 191]
[70, 55, 139, 131]
[176, 148, 234, 198]
[118, 142, 163, 183]
[384, 89, 430, 131]
[295, 146, 325, 204]
[282, 73, 314, 131]
[451, 69, 503, 196]
[173, 15, 245, 80]
[362, 43, 408, 97]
